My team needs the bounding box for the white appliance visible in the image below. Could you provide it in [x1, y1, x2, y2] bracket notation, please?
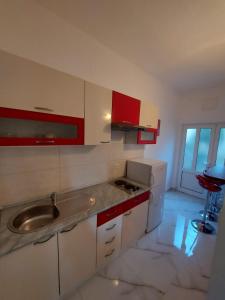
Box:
[126, 158, 167, 232]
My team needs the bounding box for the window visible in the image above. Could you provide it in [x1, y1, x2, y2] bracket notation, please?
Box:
[183, 128, 196, 170]
[216, 128, 225, 166]
[196, 128, 211, 172]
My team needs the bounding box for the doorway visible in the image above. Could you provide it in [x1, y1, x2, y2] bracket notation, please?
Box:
[178, 124, 225, 198]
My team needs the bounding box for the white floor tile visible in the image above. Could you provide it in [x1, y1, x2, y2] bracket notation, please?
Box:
[67, 190, 216, 300]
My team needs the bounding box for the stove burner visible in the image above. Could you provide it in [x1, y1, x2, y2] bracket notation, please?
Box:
[114, 180, 140, 192]
[114, 180, 127, 186]
[125, 184, 140, 191]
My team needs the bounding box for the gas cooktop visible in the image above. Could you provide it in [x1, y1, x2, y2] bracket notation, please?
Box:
[113, 179, 142, 194]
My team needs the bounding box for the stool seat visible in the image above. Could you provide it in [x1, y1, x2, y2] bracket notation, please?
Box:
[196, 175, 222, 192]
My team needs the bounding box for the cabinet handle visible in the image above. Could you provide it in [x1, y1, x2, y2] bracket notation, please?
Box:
[35, 140, 55, 144]
[100, 141, 110, 144]
[105, 236, 116, 245]
[60, 223, 77, 233]
[106, 223, 117, 231]
[104, 249, 115, 257]
[121, 120, 132, 124]
[34, 106, 54, 112]
[33, 233, 55, 245]
[124, 210, 132, 216]
[146, 125, 152, 127]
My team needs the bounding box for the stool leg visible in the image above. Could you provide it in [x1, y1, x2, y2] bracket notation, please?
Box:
[192, 191, 215, 234]
[203, 191, 210, 223]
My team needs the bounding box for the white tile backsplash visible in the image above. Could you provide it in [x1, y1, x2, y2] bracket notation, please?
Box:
[0, 146, 59, 175]
[0, 168, 59, 206]
[0, 143, 144, 206]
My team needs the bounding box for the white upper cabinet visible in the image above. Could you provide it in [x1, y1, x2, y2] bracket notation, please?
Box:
[58, 216, 97, 297]
[0, 50, 84, 117]
[0, 234, 59, 300]
[85, 81, 112, 145]
[139, 100, 159, 128]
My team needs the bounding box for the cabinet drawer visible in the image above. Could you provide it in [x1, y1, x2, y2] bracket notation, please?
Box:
[97, 215, 122, 240]
[97, 191, 150, 226]
[97, 215, 122, 267]
[97, 244, 121, 267]
[97, 204, 123, 226]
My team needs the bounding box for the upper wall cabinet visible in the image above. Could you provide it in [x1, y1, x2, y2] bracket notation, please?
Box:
[0, 50, 84, 118]
[112, 91, 140, 126]
[85, 82, 112, 145]
[139, 101, 159, 129]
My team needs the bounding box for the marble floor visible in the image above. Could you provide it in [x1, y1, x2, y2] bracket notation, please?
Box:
[70, 190, 218, 300]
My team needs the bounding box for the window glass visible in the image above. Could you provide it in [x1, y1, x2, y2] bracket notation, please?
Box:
[196, 128, 211, 172]
[183, 128, 196, 170]
[216, 128, 225, 166]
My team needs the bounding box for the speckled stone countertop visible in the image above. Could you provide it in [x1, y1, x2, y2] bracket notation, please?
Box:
[0, 178, 150, 257]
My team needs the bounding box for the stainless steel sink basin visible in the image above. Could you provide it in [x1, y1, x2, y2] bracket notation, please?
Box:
[8, 204, 59, 234]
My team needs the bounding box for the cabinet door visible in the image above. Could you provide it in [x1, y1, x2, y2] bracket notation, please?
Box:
[139, 101, 158, 128]
[0, 107, 84, 146]
[0, 234, 59, 300]
[58, 216, 97, 297]
[112, 91, 140, 125]
[0, 50, 84, 117]
[85, 82, 112, 145]
[122, 200, 149, 250]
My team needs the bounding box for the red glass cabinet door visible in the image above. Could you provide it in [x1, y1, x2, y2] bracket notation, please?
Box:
[137, 128, 157, 144]
[0, 107, 84, 146]
[112, 91, 140, 125]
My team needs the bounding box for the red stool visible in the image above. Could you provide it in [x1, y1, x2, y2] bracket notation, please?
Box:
[192, 175, 221, 234]
[199, 174, 225, 221]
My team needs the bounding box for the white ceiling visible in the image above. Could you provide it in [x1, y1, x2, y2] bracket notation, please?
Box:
[37, 0, 225, 92]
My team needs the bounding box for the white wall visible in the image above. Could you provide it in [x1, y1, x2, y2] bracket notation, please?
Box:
[177, 85, 225, 124]
[0, 0, 178, 204]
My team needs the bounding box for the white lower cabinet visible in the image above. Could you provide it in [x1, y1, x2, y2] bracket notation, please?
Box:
[122, 201, 149, 250]
[0, 234, 59, 300]
[97, 215, 122, 267]
[58, 215, 97, 298]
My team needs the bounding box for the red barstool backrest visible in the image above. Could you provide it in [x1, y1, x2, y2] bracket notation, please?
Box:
[196, 175, 221, 192]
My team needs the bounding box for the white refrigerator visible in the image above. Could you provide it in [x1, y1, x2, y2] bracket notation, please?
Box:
[126, 158, 167, 232]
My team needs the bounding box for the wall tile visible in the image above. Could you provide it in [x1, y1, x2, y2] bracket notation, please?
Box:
[0, 168, 59, 206]
[59, 144, 111, 167]
[0, 146, 59, 175]
[60, 162, 110, 192]
[0, 143, 144, 205]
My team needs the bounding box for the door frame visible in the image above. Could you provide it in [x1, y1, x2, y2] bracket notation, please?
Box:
[177, 123, 217, 198]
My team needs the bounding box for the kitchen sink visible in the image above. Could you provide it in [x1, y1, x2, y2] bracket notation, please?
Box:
[8, 204, 59, 234]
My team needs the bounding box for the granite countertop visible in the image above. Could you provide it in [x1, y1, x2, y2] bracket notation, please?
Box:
[0, 178, 150, 257]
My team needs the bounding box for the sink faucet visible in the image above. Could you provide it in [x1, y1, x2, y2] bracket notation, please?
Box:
[50, 192, 57, 207]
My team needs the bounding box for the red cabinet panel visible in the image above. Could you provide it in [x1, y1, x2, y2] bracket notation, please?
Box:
[137, 128, 157, 144]
[0, 107, 84, 146]
[97, 191, 150, 226]
[112, 91, 140, 125]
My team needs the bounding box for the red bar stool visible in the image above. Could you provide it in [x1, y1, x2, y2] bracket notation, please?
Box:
[192, 175, 221, 234]
[199, 174, 225, 221]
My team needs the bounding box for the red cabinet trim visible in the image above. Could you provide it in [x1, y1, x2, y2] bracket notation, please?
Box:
[137, 128, 157, 144]
[112, 91, 140, 126]
[97, 191, 150, 226]
[0, 107, 84, 146]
